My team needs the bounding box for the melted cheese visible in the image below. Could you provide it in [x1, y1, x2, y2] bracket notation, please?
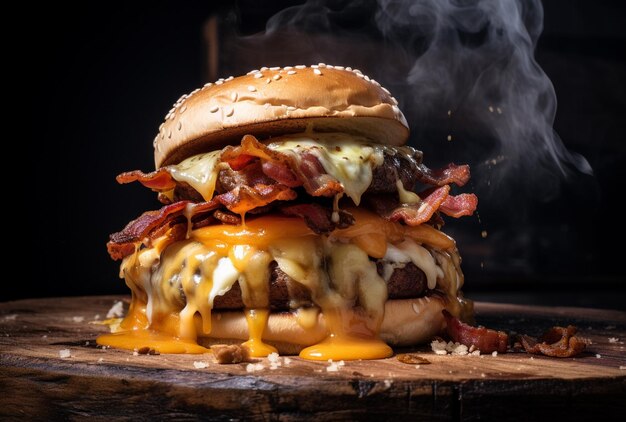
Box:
[168, 151, 222, 201]
[268, 133, 384, 205]
[98, 208, 462, 360]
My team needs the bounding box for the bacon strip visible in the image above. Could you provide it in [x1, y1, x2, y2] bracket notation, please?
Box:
[519, 325, 589, 358]
[216, 184, 296, 215]
[443, 310, 509, 353]
[417, 163, 470, 187]
[116, 168, 176, 191]
[439, 193, 478, 218]
[387, 186, 450, 226]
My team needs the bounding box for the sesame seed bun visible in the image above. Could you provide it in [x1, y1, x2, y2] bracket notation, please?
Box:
[197, 295, 447, 355]
[154, 65, 409, 168]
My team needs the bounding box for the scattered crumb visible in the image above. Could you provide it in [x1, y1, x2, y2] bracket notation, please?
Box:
[59, 349, 71, 359]
[595, 354, 601, 359]
[492, 351, 498, 357]
[106, 301, 125, 318]
[268, 352, 281, 370]
[605, 325, 616, 330]
[283, 357, 292, 366]
[619, 366, 626, 370]
[193, 361, 209, 369]
[98, 358, 104, 363]
[430, 339, 473, 356]
[326, 359, 345, 372]
[608, 337, 619, 343]
[132, 351, 139, 356]
[481, 373, 486, 378]
[471, 350, 481, 356]
[72, 316, 85, 323]
[384, 379, 393, 388]
[488, 106, 494, 112]
[84, 341, 90, 346]
[447, 135, 452, 141]
[211, 344, 250, 364]
[42, 335, 47, 339]
[530, 356, 534, 360]
[415, 365, 421, 369]
[397, 353, 431, 365]
[3, 314, 17, 321]
[94, 314, 101, 320]
[246, 363, 265, 373]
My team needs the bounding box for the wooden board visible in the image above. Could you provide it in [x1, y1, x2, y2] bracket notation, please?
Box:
[1, 296, 625, 420]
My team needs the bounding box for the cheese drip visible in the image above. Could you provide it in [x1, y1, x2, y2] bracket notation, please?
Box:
[98, 209, 464, 360]
[168, 150, 222, 201]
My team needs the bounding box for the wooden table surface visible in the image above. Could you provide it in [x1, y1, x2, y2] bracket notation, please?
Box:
[1, 296, 625, 420]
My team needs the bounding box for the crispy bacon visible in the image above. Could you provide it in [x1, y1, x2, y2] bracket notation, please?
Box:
[116, 168, 176, 191]
[443, 310, 509, 353]
[261, 161, 301, 187]
[387, 186, 450, 226]
[519, 325, 589, 358]
[417, 163, 470, 187]
[439, 193, 478, 218]
[216, 184, 296, 215]
[280, 203, 355, 234]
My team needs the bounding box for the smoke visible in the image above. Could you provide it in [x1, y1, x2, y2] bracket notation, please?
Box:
[222, 0, 591, 202]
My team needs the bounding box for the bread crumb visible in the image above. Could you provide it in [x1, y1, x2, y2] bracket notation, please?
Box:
[492, 351, 498, 357]
[211, 344, 250, 364]
[619, 366, 626, 370]
[595, 354, 601, 359]
[106, 301, 124, 318]
[245, 363, 265, 373]
[98, 358, 104, 363]
[415, 365, 421, 369]
[193, 361, 209, 369]
[72, 316, 84, 323]
[384, 379, 393, 388]
[283, 357, 292, 366]
[326, 359, 341, 372]
[481, 373, 486, 378]
[4, 314, 17, 321]
[59, 349, 71, 359]
[94, 314, 101, 320]
[132, 351, 139, 356]
[608, 337, 619, 343]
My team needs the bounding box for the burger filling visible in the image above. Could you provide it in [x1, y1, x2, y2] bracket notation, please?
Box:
[101, 132, 477, 360]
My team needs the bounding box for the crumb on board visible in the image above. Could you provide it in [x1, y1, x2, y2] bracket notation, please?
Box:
[193, 361, 209, 369]
[59, 349, 71, 359]
[106, 301, 125, 319]
[211, 344, 249, 364]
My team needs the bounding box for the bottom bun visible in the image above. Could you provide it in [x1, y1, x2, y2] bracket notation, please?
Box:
[197, 295, 447, 355]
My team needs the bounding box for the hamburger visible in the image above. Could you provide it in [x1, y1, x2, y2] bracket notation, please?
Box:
[100, 64, 478, 360]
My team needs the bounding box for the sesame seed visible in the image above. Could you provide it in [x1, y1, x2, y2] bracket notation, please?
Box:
[248, 85, 257, 92]
[215, 80, 223, 85]
[264, 103, 271, 109]
[177, 121, 182, 131]
[191, 88, 200, 95]
[334, 66, 344, 70]
[287, 70, 296, 75]
[392, 105, 400, 114]
[168, 130, 172, 139]
[231, 92, 238, 101]
[204, 82, 213, 87]
[225, 76, 234, 81]
[266, 78, 271, 84]
[382, 87, 391, 95]
[412, 303, 420, 314]
[314, 68, 322, 75]
[356, 73, 365, 78]
[353, 68, 362, 74]
[273, 74, 281, 80]
[159, 123, 164, 130]
[270, 66, 280, 71]
[345, 67, 352, 71]
[318, 63, 327, 67]
[295, 65, 306, 69]
[180, 105, 187, 113]
[225, 108, 234, 117]
[260, 67, 268, 71]
[284, 66, 293, 70]
[364, 75, 370, 81]
[326, 64, 334, 69]
[254, 73, 263, 79]
[371, 79, 380, 86]
[209, 105, 219, 113]
[391, 97, 398, 105]
[311, 64, 319, 69]
[287, 106, 296, 111]
[447, 135, 452, 141]
[247, 70, 258, 75]
[489, 106, 494, 112]
[169, 113, 175, 120]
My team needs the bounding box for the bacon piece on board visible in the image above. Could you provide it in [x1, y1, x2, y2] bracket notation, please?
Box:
[519, 325, 589, 358]
[443, 310, 509, 353]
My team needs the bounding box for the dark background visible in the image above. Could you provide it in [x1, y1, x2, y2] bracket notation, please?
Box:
[23, 1, 625, 308]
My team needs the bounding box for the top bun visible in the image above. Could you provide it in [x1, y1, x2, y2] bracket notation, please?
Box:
[154, 64, 409, 168]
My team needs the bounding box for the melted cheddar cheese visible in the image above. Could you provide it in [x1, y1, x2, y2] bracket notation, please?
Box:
[97, 208, 465, 360]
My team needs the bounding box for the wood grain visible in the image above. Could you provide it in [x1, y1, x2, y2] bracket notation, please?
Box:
[1, 296, 625, 420]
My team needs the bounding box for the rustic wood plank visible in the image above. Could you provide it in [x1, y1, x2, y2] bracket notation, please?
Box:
[1, 296, 625, 420]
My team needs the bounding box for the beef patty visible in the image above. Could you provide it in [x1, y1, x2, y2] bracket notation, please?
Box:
[212, 261, 429, 311]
